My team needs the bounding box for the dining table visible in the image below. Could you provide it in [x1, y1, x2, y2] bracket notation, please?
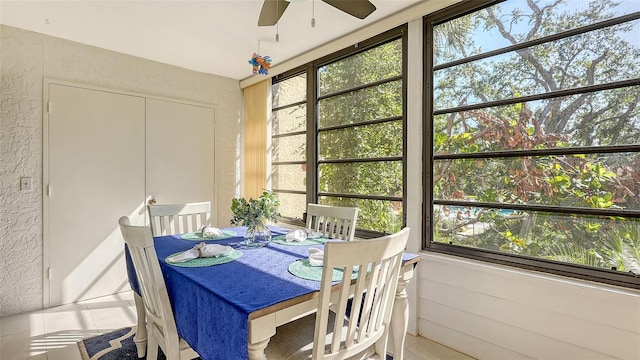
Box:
[126, 225, 420, 360]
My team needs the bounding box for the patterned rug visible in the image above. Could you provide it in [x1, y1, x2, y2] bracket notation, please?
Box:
[78, 326, 393, 360]
[78, 326, 197, 360]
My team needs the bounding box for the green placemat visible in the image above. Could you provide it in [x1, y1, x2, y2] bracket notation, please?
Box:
[180, 230, 236, 241]
[165, 250, 242, 267]
[288, 259, 359, 282]
[272, 234, 328, 246]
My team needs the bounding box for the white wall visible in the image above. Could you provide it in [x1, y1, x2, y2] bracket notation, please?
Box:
[0, 24, 242, 316]
[417, 254, 640, 359]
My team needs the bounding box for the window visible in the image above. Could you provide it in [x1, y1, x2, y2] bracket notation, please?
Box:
[425, 0, 640, 288]
[271, 72, 308, 221]
[316, 30, 406, 235]
[271, 27, 407, 236]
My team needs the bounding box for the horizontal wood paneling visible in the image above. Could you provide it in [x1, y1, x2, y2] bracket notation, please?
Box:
[421, 288, 625, 359]
[421, 278, 638, 357]
[417, 253, 640, 359]
[421, 255, 639, 333]
[419, 316, 533, 360]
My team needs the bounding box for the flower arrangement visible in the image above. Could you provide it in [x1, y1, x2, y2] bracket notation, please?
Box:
[230, 190, 281, 228]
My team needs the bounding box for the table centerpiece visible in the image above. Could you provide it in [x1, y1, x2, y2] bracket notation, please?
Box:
[231, 190, 280, 247]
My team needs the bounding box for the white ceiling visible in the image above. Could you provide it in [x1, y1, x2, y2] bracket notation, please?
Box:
[0, 0, 422, 80]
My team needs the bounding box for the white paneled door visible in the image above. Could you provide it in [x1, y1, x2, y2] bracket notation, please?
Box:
[45, 83, 215, 307]
[46, 84, 146, 307]
[145, 98, 216, 208]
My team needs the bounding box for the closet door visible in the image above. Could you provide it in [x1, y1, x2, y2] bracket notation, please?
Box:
[46, 84, 146, 306]
[145, 99, 216, 216]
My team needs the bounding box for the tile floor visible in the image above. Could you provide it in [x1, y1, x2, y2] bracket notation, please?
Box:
[0, 290, 474, 360]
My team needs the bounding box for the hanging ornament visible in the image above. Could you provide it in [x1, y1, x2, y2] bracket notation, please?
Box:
[248, 53, 272, 75]
[248, 40, 272, 75]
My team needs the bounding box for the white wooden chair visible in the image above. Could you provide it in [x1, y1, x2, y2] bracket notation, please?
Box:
[148, 201, 211, 237]
[265, 227, 410, 360]
[306, 204, 359, 241]
[119, 216, 199, 360]
[130, 201, 210, 357]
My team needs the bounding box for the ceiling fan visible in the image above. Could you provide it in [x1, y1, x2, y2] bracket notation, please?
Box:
[258, 0, 376, 26]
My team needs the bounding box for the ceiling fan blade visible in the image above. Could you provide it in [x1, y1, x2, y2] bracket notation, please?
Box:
[258, 0, 290, 26]
[321, 0, 376, 19]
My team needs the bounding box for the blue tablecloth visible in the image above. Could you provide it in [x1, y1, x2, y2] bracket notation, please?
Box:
[125, 226, 418, 360]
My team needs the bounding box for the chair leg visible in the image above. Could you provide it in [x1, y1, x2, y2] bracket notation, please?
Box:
[374, 331, 389, 359]
[146, 325, 160, 360]
[133, 292, 148, 357]
[391, 276, 410, 360]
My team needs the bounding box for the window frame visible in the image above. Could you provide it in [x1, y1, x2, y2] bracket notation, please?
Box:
[422, 0, 640, 289]
[272, 25, 408, 238]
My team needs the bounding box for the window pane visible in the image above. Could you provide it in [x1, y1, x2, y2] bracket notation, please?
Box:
[434, 153, 640, 211]
[272, 134, 305, 162]
[275, 192, 307, 219]
[272, 72, 307, 222]
[273, 104, 306, 135]
[319, 161, 403, 197]
[433, 204, 640, 274]
[434, 87, 640, 154]
[318, 81, 402, 128]
[319, 196, 403, 233]
[319, 121, 402, 160]
[273, 73, 307, 107]
[435, 19, 640, 109]
[272, 164, 306, 192]
[433, 0, 640, 66]
[318, 39, 402, 96]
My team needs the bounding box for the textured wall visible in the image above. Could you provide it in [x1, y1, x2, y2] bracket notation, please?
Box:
[0, 25, 242, 316]
[1, 24, 45, 317]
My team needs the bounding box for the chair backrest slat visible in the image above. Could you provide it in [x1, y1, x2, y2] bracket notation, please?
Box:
[148, 201, 212, 236]
[306, 204, 359, 241]
[312, 227, 410, 360]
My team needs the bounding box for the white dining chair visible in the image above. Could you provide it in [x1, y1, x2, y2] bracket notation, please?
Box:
[265, 227, 410, 360]
[129, 201, 210, 357]
[148, 201, 211, 237]
[306, 203, 359, 241]
[119, 216, 200, 360]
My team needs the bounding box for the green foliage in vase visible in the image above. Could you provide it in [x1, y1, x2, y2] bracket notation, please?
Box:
[230, 190, 281, 227]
